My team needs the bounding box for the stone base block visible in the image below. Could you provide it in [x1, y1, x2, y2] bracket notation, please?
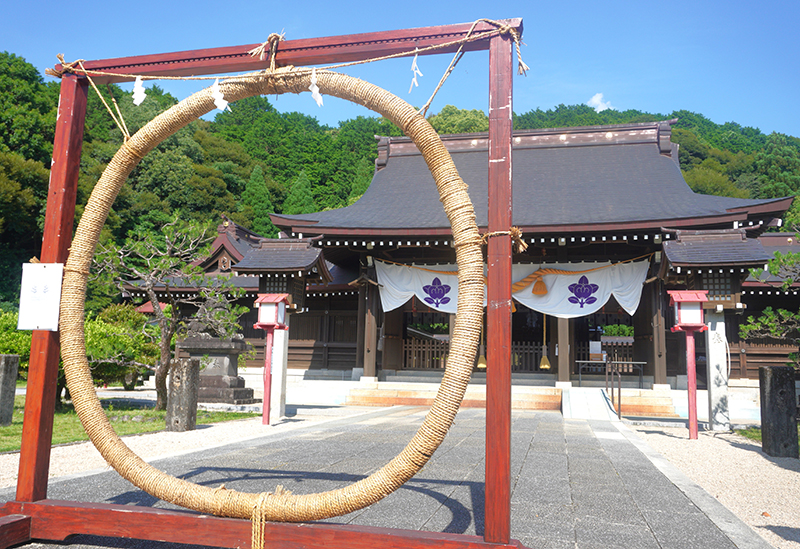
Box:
[197, 374, 259, 405]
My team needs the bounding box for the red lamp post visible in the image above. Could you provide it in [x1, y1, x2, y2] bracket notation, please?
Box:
[668, 290, 708, 440]
[254, 294, 290, 425]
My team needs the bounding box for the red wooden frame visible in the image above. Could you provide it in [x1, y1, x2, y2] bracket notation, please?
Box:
[1, 19, 525, 549]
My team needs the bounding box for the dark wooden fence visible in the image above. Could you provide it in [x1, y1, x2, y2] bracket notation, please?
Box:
[730, 340, 798, 379]
[402, 339, 556, 372]
[402, 338, 449, 369]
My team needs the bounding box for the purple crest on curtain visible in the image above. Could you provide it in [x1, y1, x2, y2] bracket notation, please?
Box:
[423, 277, 451, 307]
[568, 275, 599, 308]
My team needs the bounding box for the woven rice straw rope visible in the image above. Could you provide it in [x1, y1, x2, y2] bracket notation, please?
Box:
[60, 68, 484, 523]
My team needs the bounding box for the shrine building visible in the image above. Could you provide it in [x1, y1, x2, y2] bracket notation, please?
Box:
[258, 119, 793, 391]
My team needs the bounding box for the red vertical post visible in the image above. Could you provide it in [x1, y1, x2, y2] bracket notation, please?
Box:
[262, 327, 274, 425]
[685, 330, 699, 440]
[16, 74, 88, 502]
[484, 32, 514, 545]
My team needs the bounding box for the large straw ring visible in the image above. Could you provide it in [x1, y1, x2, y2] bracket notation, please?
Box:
[60, 68, 485, 522]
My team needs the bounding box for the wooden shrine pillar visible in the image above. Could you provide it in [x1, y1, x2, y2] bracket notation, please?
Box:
[556, 317, 570, 383]
[354, 259, 378, 379]
[355, 261, 367, 376]
[381, 309, 403, 371]
[652, 279, 668, 385]
[364, 282, 378, 379]
[568, 318, 577, 368]
[633, 279, 667, 385]
[485, 31, 514, 546]
[16, 74, 88, 503]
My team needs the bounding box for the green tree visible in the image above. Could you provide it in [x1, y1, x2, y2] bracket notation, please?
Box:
[670, 110, 767, 154]
[0, 52, 58, 164]
[739, 307, 800, 368]
[282, 170, 317, 215]
[752, 133, 800, 199]
[0, 150, 49, 243]
[348, 156, 375, 204]
[0, 150, 50, 305]
[213, 98, 399, 212]
[671, 127, 711, 170]
[683, 166, 749, 198]
[93, 217, 247, 410]
[428, 105, 489, 134]
[213, 96, 328, 186]
[242, 165, 278, 237]
[514, 104, 662, 130]
[85, 304, 159, 390]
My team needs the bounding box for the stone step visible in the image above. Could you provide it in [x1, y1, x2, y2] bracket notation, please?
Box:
[345, 387, 561, 410]
[619, 405, 680, 417]
[610, 394, 679, 418]
[615, 396, 675, 406]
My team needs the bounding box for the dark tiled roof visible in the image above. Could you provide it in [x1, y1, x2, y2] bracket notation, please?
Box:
[214, 217, 266, 259]
[273, 123, 789, 234]
[234, 240, 326, 273]
[745, 233, 800, 286]
[663, 230, 771, 267]
[756, 233, 800, 257]
[227, 234, 258, 258]
[128, 275, 258, 291]
[306, 263, 359, 291]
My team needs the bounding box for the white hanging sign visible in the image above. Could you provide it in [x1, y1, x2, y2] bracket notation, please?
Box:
[17, 263, 64, 331]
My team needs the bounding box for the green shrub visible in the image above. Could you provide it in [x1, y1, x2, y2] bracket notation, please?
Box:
[0, 311, 31, 377]
[599, 324, 634, 337]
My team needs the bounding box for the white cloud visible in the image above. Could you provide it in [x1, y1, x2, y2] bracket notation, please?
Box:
[587, 93, 613, 112]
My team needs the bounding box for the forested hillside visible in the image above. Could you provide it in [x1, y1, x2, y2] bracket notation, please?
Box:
[3, 51, 800, 307]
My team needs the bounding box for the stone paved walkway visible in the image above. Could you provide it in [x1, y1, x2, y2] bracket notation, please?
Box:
[1, 407, 772, 548]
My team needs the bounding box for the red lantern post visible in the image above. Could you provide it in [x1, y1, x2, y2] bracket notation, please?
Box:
[254, 294, 290, 425]
[668, 290, 708, 440]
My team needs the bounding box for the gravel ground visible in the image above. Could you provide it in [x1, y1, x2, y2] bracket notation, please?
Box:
[631, 425, 800, 549]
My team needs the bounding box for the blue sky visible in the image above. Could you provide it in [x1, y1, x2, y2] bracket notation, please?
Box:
[5, 0, 800, 137]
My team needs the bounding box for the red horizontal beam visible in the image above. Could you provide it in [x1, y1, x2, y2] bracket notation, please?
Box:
[1, 500, 529, 549]
[57, 19, 523, 84]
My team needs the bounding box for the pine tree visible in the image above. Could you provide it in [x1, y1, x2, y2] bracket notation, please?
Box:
[348, 156, 375, 205]
[283, 170, 317, 215]
[242, 166, 277, 237]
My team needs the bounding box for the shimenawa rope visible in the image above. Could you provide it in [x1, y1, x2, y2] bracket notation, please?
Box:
[57, 69, 485, 548]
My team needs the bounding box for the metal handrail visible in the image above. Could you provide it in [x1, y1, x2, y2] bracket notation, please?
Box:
[605, 358, 622, 420]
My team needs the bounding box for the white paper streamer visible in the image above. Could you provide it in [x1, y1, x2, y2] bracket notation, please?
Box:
[132, 76, 147, 106]
[211, 79, 229, 111]
[309, 68, 323, 107]
[409, 51, 423, 93]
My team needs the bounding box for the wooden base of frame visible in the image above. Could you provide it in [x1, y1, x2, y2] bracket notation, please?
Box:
[0, 500, 529, 549]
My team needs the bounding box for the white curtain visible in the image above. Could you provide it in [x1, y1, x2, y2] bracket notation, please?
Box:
[374, 260, 649, 319]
